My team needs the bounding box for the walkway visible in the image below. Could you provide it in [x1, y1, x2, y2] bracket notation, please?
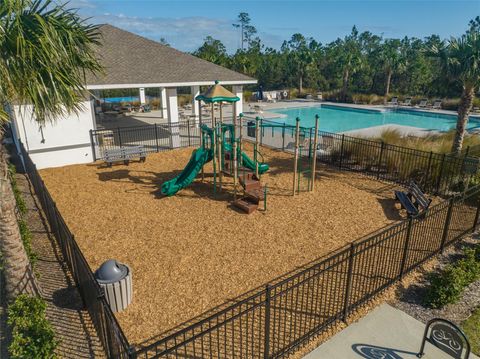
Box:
[15, 170, 105, 358]
[304, 304, 478, 359]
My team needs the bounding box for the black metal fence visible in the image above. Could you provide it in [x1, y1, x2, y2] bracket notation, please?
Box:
[27, 120, 478, 358]
[134, 186, 480, 358]
[19, 143, 133, 358]
[90, 120, 479, 197]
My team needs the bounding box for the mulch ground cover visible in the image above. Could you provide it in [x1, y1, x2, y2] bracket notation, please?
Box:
[40, 144, 402, 344]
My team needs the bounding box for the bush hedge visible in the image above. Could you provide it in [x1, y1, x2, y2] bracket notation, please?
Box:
[7, 295, 57, 359]
[7, 163, 37, 267]
[424, 246, 480, 308]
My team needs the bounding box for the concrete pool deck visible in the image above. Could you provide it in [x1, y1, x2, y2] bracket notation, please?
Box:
[304, 304, 478, 359]
[96, 100, 480, 139]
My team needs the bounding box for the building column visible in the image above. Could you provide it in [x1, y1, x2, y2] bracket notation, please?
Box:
[191, 85, 200, 126]
[160, 87, 168, 118]
[166, 88, 181, 148]
[139, 87, 146, 104]
[233, 85, 244, 116]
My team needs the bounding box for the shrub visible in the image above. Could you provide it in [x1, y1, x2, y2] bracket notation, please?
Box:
[456, 249, 480, 283]
[424, 247, 480, 309]
[8, 164, 27, 215]
[18, 219, 37, 268]
[8, 295, 57, 359]
[150, 98, 160, 109]
[424, 265, 469, 308]
[7, 162, 37, 268]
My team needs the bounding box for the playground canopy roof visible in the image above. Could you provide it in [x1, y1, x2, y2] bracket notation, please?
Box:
[195, 82, 240, 103]
[85, 25, 257, 90]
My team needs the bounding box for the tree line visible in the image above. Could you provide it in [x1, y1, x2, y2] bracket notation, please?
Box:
[194, 13, 479, 102]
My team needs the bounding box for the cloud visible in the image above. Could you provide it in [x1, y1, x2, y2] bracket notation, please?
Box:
[57, 0, 293, 52]
[86, 12, 242, 52]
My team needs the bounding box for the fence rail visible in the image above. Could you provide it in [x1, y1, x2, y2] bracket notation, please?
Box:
[90, 119, 479, 197]
[21, 120, 480, 359]
[134, 185, 480, 358]
[19, 142, 133, 358]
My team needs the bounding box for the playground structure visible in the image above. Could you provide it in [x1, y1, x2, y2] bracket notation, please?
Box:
[160, 81, 320, 213]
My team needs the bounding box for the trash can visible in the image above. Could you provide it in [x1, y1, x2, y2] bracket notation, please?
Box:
[247, 121, 256, 137]
[95, 260, 132, 312]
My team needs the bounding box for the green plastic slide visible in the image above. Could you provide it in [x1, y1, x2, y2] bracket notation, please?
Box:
[223, 143, 269, 174]
[161, 147, 213, 196]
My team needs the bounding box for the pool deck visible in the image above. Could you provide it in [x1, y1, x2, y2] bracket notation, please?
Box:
[96, 100, 480, 138]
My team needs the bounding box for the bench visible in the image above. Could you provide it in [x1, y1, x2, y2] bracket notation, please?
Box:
[104, 146, 146, 167]
[394, 181, 432, 217]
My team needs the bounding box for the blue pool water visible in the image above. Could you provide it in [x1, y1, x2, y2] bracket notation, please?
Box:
[269, 105, 480, 133]
[104, 96, 141, 103]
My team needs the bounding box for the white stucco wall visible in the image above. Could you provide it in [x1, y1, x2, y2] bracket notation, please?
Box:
[12, 100, 96, 169]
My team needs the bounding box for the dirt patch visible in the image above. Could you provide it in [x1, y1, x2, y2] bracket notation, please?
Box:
[40, 144, 402, 344]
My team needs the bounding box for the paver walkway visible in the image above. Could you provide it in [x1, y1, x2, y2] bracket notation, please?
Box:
[304, 304, 478, 359]
[15, 170, 105, 358]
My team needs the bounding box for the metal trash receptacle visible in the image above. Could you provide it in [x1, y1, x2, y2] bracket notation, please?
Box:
[247, 121, 256, 137]
[95, 259, 132, 312]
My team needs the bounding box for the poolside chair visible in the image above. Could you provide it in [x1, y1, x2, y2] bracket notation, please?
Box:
[387, 97, 399, 106]
[417, 99, 428, 108]
[265, 92, 277, 103]
[432, 100, 442, 110]
[316, 135, 335, 157]
[400, 97, 412, 106]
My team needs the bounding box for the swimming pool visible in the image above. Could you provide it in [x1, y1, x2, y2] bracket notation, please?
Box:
[269, 105, 480, 133]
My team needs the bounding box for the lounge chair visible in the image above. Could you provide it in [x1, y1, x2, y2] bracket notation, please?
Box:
[265, 92, 277, 103]
[432, 100, 442, 110]
[417, 99, 428, 108]
[387, 97, 399, 106]
[400, 97, 412, 106]
[316, 135, 335, 157]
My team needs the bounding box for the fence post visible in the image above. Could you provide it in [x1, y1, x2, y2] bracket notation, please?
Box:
[308, 128, 313, 159]
[128, 346, 138, 359]
[440, 197, 455, 253]
[89, 129, 97, 162]
[473, 197, 480, 233]
[342, 243, 355, 322]
[282, 123, 286, 151]
[339, 134, 345, 169]
[399, 217, 414, 278]
[424, 151, 433, 191]
[377, 141, 385, 180]
[154, 124, 160, 152]
[435, 153, 446, 195]
[264, 284, 271, 359]
[117, 128, 123, 148]
[260, 119, 264, 146]
[187, 119, 191, 147]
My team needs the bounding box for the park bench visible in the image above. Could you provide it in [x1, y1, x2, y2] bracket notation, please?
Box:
[104, 145, 147, 167]
[394, 181, 432, 217]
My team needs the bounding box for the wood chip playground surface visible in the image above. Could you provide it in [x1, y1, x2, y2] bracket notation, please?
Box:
[40, 144, 404, 344]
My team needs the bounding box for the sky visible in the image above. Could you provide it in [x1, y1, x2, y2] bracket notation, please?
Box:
[67, 0, 479, 53]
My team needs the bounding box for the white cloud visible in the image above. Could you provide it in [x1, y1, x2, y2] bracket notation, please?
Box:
[90, 12, 240, 52]
[58, 0, 287, 52]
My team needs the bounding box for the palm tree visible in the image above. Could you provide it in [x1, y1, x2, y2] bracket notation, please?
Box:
[430, 29, 480, 153]
[0, 0, 101, 302]
[282, 34, 313, 93]
[337, 27, 363, 101]
[378, 39, 407, 104]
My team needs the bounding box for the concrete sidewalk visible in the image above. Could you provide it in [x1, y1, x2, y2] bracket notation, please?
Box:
[304, 304, 478, 359]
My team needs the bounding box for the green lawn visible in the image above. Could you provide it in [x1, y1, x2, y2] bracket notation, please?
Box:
[462, 306, 480, 355]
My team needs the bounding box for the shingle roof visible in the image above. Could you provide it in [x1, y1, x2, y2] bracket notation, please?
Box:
[86, 24, 256, 88]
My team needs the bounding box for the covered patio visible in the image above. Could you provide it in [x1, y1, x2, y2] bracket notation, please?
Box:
[87, 24, 257, 131]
